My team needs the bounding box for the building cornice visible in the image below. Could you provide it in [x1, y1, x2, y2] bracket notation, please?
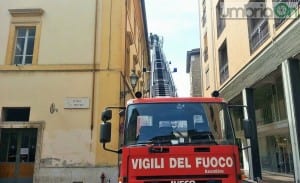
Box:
[0, 64, 99, 72]
[9, 8, 44, 17]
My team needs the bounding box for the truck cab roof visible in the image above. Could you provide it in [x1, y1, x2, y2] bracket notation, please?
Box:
[127, 97, 225, 105]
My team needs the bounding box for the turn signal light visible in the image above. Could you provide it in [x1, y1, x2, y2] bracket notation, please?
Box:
[118, 176, 127, 183]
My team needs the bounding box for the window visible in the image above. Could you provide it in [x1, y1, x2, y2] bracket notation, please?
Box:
[203, 32, 208, 62]
[125, 103, 236, 146]
[254, 71, 287, 125]
[2, 107, 30, 121]
[246, 1, 269, 53]
[216, 0, 225, 37]
[205, 67, 210, 89]
[202, 0, 207, 27]
[5, 9, 43, 65]
[218, 41, 229, 85]
[13, 27, 36, 65]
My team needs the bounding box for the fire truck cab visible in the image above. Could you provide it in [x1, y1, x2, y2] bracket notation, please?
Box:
[100, 96, 245, 183]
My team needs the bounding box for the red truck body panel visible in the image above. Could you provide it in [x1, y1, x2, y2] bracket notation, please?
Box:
[115, 97, 242, 183]
[120, 145, 241, 183]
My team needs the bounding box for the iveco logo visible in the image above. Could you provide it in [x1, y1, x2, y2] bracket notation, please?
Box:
[171, 181, 196, 183]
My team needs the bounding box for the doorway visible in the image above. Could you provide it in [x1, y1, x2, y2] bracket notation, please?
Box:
[0, 128, 37, 183]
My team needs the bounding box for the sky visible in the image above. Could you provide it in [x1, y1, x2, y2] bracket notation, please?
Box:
[145, 0, 200, 97]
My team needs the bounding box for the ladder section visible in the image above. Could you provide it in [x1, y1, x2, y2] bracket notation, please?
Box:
[149, 34, 177, 97]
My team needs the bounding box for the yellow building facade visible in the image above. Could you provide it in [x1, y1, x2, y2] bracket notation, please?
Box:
[199, 0, 300, 182]
[0, 0, 150, 182]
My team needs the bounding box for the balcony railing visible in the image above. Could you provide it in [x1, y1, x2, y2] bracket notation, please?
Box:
[249, 19, 269, 53]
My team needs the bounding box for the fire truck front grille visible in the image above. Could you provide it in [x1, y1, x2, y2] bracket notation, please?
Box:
[137, 174, 226, 183]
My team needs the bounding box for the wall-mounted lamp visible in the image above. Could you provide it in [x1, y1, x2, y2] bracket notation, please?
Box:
[50, 103, 58, 114]
[120, 70, 139, 98]
[129, 70, 139, 89]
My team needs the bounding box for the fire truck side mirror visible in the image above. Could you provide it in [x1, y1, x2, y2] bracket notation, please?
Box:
[100, 122, 111, 143]
[243, 119, 252, 139]
[101, 109, 112, 122]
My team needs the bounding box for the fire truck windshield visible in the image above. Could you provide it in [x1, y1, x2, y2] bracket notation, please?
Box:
[124, 102, 236, 146]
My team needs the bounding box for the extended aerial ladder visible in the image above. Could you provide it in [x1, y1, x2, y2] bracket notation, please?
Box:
[149, 33, 177, 97]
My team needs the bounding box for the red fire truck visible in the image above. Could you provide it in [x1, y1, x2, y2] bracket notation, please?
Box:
[100, 94, 245, 183]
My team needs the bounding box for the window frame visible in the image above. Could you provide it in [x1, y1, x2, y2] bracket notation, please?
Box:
[203, 32, 208, 62]
[6, 23, 41, 65]
[216, 0, 226, 37]
[5, 9, 43, 65]
[218, 40, 229, 85]
[205, 66, 210, 90]
[13, 27, 37, 65]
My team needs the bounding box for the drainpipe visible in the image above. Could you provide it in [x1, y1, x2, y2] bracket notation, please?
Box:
[90, 0, 99, 140]
[210, 0, 218, 91]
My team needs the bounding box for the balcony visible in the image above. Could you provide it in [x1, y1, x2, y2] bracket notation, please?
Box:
[249, 19, 269, 53]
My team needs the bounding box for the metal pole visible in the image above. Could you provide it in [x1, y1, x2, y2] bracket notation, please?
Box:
[242, 88, 262, 181]
[282, 59, 300, 182]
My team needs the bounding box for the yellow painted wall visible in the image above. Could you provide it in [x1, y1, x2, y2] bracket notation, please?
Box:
[94, 0, 150, 165]
[0, 0, 150, 171]
[0, 72, 94, 165]
[0, 0, 95, 65]
[37, 0, 95, 64]
[94, 71, 122, 165]
[200, 0, 218, 97]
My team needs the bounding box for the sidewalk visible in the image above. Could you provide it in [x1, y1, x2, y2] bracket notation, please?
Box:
[243, 171, 294, 183]
[260, 172, 294, 183]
